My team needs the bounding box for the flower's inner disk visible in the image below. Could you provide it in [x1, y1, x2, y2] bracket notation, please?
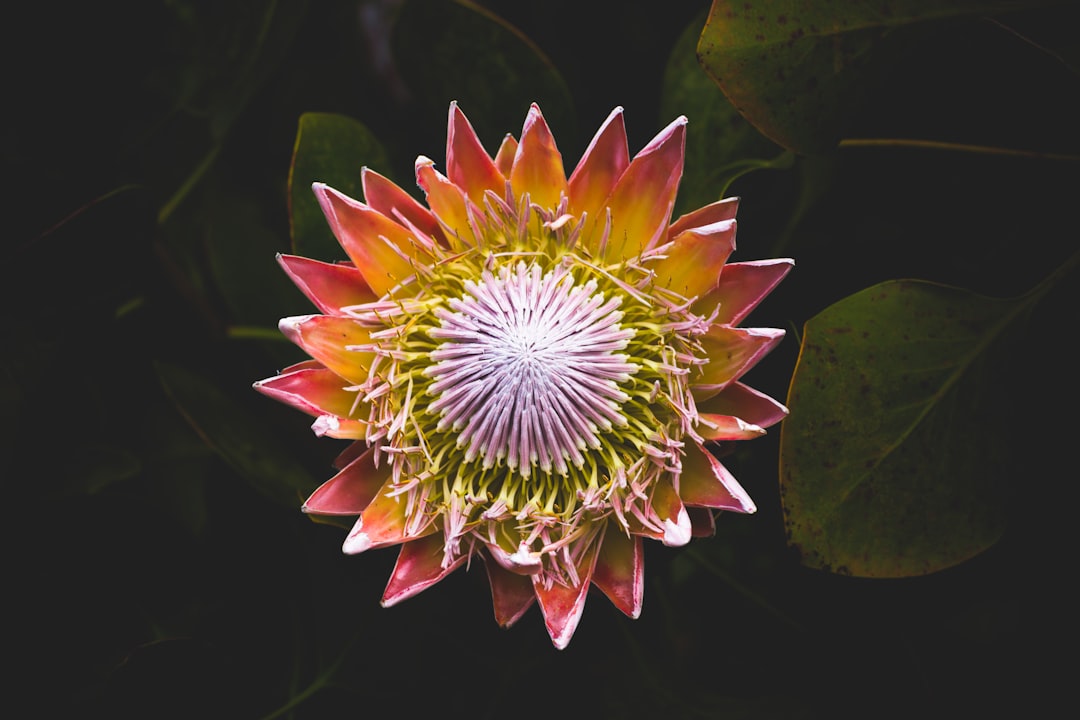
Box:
[426, 261, 638, 476]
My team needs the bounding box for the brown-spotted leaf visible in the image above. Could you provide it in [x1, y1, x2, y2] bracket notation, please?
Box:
[780, 280, 1031, 577]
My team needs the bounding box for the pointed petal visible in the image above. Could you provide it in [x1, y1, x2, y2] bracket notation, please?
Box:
[484, 558, 536, 628]
[342, 480, 435, 554]
[591, 526, 643, 619]
[277, 254, 375, 315]
[533, 540, 600, 649]
[253, 365, 367, 439]
[510, 103, 567, 210]
[687, 507, 717, 537]
[361, 167, 445, 244]
[447, 101, 505, 203]
[680, 442, 757, 513]
[651, 219, 736, 300]
[302, 446, 388, 515]
[312, 183, 419, 296]
[602, 116, 686, 261]
[415, 156, 476, 250]
[567, 106, 629, 225]
[697, 413, 767, 441]
[692, 326, 785, 400]
[278, 314, 375, 386]
[493, 133, 518, 176]
[668, 196, 740, 239]
[651, 478, 693, 547]
[381, 533, 466, 607]
[702, 258, 795, 325]
[697, 381, 789, 429]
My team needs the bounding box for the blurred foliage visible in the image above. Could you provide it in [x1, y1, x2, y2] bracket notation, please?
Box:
[3, 0, 1077, 718]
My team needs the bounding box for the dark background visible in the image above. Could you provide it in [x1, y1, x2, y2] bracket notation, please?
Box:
[4, 1, 1076, 718]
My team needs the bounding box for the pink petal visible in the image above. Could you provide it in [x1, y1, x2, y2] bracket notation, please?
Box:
[697, 413, 767, 441]
[493, 133, 518, 176]
[651, 219, 736, 300]
[533, 540, 601, 649]
[484, 558, 536, 628]
[668, 196, 740, 239]
[696, 381, 789, 429]
[687, 507, 717, 537]
[702, 258, 794, 325]
[592, 525, 643, 619]
[277, 254, 375, 316]
[312, 183, 420, 296]
[679, 442, 756, 513]
[415, 156, 477, 250]
[361, 167, 445, 244]
[567, 106, 629, 229]
[333, 440, 367, 471]
[692, 326, 785, 401]
[602, 116, 686, 261]
[302, 446, 388, 516]
[446, 101, 505, 204]
[252, 365, 367, 439]
[278, 314, 375, 386]
[342, 480, 435, 554]
[381, 533, 467, 607]
[509, 103, 567, 210]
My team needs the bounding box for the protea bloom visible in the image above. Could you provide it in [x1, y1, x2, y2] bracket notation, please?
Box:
[255, 102, 792, 648]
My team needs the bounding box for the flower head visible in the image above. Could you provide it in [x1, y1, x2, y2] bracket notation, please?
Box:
[255, 102, 793, 648]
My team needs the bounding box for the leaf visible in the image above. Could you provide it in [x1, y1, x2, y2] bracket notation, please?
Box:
[156, 361, 316, 510]
[392, 0, 576, 148]
[779, 280, 1031, 577]
[289, 112, 392, 261]
[660, 9, 788, 216]
[697, 0, 1048, 153]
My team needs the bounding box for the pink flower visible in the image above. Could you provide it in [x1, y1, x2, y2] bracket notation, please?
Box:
[255, 102, 792, 648]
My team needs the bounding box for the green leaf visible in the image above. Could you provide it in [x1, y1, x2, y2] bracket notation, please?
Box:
[393, 0, 576, 147]
[779, 280, 1032, 577]
[156, 361, 316, 510]
[289, 112, 391, 261]
[697, 0, 1049, 154]
[660, 10, 787, 216]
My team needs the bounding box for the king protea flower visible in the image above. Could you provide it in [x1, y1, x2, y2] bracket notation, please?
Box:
[255, 102, 792, 648]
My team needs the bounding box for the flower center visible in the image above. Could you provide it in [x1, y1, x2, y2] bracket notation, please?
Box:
[425, 261, 638, 476]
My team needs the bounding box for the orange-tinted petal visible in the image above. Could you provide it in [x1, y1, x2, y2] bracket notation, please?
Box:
[312, 183, 420, 296]
[702, 258, 795, 325]
[361, 167, 445, 244]
[493, 133, 518, 176]
[415, 156, 476, 250]
[342, 479, 436, 554]
[651, 219, 736, 300]
[253, 364, 367, 438]
[381, 533, 467, 607]
[533, 539, 600, 649]
[484, 558, 536, 628]
[277, 254, 375, 316]
[446, 101, 505, 204]
[591, 525, 643, 619]
[697, 413, 767, 441]
[650, 477, 692, 547]
[679, 442, 756, 513]
[278, 314, 375, 386]
[567, 106, 629, 226]
[302, 446, 388, 516]
[692, 326, 785, 401]
[697, 381, 789, 429]
[509, 103, 567, 210]
[668, 196, 740, 239]
[602, 116, 686, 261]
